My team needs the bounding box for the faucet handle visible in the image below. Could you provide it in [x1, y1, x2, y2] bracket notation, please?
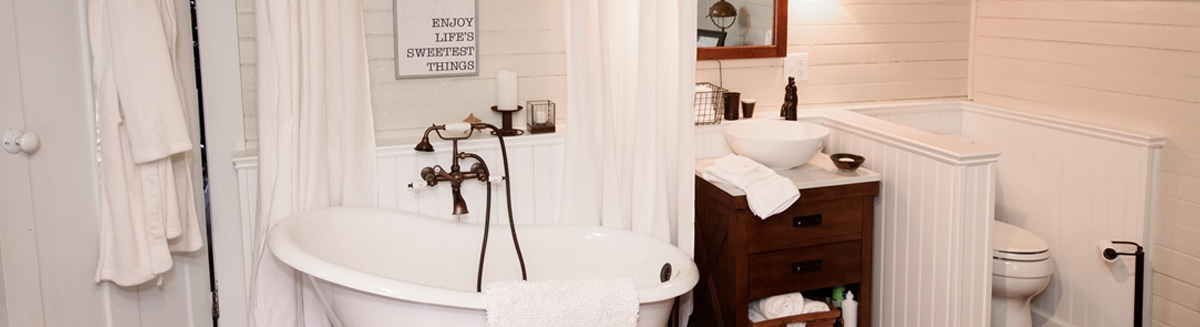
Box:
[469, 163, 490, 182]
[407, 180, 434, 192]
[419, 167, 438, 184]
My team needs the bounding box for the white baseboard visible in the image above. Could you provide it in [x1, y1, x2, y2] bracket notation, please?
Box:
[1032, 308, 1076, 327]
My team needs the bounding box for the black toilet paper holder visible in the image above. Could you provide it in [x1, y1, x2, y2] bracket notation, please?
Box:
[1102, 240, 1144, 327]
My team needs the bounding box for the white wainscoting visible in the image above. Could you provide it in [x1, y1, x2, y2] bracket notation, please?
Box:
[862, 101, 1165, 327]
[960, 102, 1163, 327]
[849, 102, 963, 136]
[823, 110, 1000, 327]
[231, 132, 566, 296]
[232, 100, 1162, 327]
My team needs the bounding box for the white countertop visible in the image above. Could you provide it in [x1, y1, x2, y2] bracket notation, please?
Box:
[695, 152, 882, 196]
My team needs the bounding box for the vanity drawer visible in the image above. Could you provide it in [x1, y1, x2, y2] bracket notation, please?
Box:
[744, 197, 862, 253]
[747, 241, 862, 300]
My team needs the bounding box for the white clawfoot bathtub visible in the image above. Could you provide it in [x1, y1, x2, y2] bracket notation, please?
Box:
[268, 206, 699, 326]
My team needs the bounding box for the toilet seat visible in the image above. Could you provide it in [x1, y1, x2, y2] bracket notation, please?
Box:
[992, 221, 1050, 262]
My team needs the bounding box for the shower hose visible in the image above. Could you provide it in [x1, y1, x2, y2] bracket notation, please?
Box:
[475, 129, 528, 292]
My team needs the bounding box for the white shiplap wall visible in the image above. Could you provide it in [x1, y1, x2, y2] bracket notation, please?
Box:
[697, 0, 971, 115]
[234, 0, 567, 143]
[971, 1, 1200, 326]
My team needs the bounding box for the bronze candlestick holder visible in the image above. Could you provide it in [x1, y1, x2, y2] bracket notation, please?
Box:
[491, 105, 525, 136]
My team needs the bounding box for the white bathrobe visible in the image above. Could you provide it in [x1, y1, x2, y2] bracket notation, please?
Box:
[90, 0, 204, 286]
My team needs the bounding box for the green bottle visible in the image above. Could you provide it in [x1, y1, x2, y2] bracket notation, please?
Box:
[832, 285, 846, 308]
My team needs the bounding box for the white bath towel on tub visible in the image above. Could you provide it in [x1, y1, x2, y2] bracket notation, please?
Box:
[485, 278, 639, 327]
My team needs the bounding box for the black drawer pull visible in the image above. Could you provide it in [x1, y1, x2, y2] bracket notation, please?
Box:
[792, 260, 822, 274]
[793, 214, 823, 228]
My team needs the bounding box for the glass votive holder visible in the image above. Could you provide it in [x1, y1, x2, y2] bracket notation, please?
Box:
[526, 100, 556, 134]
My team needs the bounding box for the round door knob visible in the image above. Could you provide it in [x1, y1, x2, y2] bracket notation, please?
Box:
[3, 129, 40, 154]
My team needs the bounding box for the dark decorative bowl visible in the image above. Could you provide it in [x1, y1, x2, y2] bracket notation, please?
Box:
[830, 153, 865, 172]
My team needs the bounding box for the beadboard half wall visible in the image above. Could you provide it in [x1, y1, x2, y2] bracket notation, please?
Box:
[232, 133, 567, 283]
[861, 102, 1165, 327]
[226, 100, 1161, 327]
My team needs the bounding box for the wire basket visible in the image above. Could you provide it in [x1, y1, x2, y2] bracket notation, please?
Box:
[694, 82, 726, 125]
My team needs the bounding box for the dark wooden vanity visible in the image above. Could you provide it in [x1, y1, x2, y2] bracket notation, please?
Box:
[691, 155, 879, 327]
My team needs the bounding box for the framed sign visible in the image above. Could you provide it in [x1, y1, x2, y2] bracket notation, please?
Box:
[394, 0, 478, 79]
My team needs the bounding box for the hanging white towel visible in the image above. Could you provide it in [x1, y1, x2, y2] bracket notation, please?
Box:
[90, 0, 203, 286]
[484, 278, 639, 327]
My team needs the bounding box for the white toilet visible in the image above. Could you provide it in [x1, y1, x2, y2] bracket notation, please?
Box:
[992, 220, 1054, 327]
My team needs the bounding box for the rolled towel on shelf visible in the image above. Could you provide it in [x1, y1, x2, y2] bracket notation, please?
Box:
[748, 306, 768, 323]
[748, 292, 833, 327]
[751, 292, 807, 319]
[700, 154, 801, 218]
[802, 299, 829, 314]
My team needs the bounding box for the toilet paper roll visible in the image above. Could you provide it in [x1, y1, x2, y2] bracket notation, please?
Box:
[1098, 239, 1118, 263]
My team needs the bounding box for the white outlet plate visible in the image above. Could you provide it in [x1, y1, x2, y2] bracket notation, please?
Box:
[785, 53, 808, 81]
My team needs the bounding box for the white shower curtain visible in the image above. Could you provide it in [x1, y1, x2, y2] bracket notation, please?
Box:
[560, 0, 696, 323]
[250, 0, 377, 326]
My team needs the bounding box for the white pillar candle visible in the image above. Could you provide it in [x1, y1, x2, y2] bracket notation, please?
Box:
[496, 70, 518, 111]
[534, 110, 548, 124]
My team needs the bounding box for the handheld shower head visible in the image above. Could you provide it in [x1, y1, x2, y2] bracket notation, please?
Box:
[414, 125, 440, 152]
[414, 136, 434, 152]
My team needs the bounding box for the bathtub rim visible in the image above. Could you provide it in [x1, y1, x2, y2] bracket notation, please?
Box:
[268, 206, 699, 310]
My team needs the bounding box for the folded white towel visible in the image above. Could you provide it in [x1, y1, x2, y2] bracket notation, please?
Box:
[701, 154, 800, 218]
[713, 154, 762, 176]
[485, 278, 639, 327]
[744, 176, 802, 219]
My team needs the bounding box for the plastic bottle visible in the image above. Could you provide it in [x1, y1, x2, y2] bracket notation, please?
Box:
[832, 285, 846, 308]
[842, 291, 858, 327]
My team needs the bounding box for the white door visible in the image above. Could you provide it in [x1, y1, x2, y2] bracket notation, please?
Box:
[0, 0, 47, 325]
[0, 0, 213, 325]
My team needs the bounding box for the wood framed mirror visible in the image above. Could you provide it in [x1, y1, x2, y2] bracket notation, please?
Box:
[697, 0, 787, 60]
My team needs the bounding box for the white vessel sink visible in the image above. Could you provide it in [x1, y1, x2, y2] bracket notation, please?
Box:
[723, 119, 830, 170]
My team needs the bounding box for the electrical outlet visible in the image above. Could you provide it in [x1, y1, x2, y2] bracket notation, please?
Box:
[784, 53, 808, 81]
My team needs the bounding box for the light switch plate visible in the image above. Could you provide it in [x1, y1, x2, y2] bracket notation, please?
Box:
[785, 53, 808, 81]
